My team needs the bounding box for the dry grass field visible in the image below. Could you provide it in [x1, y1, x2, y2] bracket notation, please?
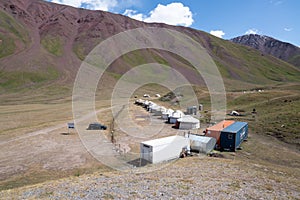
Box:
[0, 84, 299, 198]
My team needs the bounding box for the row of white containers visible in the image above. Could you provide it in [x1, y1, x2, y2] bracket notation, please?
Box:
[135, 99, 200, 130]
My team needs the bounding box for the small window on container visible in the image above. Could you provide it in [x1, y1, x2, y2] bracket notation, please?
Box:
[228, 134, 233, 140]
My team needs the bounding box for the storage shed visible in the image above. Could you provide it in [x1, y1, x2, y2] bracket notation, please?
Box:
[168, 110, 184, 124]
[220, 121, 248, 151]
[186, 106, 197, 115]
[205, 120, 235, 149]
[188, 134, 216, 153]
[177, 115, 200, 130]
[199, 104, 203, 111]
[140, 135, 190, 164]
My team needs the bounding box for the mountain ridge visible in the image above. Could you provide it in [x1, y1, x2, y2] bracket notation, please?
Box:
[231, 34, 300, 68]
[0, 0, 299, 102]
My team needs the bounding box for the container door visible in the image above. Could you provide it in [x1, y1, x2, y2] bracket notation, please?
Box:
[142, 144, 152, 162]
[175, 121, 180, 129]
[228, 133, 235, 151]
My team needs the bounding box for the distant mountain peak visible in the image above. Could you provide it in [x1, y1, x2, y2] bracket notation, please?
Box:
[231, 34, 300, 68]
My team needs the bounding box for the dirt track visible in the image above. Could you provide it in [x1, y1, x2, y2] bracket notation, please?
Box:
[0, 106, 114, 185]
[0, 102, 188, 186]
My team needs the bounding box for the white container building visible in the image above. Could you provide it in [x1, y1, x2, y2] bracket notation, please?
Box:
[140, 135, 190, 164]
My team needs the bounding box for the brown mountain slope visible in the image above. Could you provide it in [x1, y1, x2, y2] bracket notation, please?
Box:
[0, 0, 299, 102]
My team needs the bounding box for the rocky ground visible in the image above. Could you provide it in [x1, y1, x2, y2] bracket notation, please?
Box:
[1, 155, 299, 200]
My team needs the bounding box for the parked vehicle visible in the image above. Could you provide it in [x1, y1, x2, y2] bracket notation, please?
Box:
[87, 122, 107, 130]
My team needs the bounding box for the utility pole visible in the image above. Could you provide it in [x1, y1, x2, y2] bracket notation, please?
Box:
[111, 118, 115, 143]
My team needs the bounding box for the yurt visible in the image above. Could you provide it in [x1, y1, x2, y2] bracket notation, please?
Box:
[154, 106, 166, 116]
[161, 109, 174, 120]
[177, 115, 200, 130]
[168, 110, 184, 124]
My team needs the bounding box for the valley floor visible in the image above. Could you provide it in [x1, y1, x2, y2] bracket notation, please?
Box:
[0, 87, 299, 199]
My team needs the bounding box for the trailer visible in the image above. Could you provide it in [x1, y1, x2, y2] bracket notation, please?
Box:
[220, 121, 248, 151]
[205, 120, 235, 149]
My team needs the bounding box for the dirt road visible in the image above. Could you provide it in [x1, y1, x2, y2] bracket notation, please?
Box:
[0, 106, 115, 185]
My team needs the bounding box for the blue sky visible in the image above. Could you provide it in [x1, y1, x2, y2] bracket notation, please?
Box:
[45, 0, 299, 46]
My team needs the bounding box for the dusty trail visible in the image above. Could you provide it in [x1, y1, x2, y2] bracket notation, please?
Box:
[0, 106, 113, 146]
[0, 104, 121, 183]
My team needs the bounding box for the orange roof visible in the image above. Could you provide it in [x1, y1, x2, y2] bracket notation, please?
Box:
[207, 120, 235, 131]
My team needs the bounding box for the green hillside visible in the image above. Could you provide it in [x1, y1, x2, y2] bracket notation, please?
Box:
[206, 35, 299, 87]
[0, 10, 29, 58]
[0, 5, 299, 102]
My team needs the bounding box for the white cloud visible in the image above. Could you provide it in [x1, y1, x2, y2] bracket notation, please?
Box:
[210, 30, 225, 38]
[144, 3, 193, 27]
[49, 0, 117, 11]
[47, 1, 194, 27]
[50, 0, 80, 8]
[245, 28, 259, 35]
[123, 9, 145, 21]
[124, 3, 194, 27]
[284, 27, 293, 32]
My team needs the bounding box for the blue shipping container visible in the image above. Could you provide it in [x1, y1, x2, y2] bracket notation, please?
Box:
[220, 121, 248, 151]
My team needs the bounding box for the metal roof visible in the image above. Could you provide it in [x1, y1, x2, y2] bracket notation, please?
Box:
[188, 135, 213, 143]
[177, 115, 199, 123]
[141, 135, 187, 147]
[149, 104, 159, 109]
[222, 121, 248, 133]
[170, 110, 184, 118]
[162, 109, 174, 115]
[206, 120, 235, 131]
